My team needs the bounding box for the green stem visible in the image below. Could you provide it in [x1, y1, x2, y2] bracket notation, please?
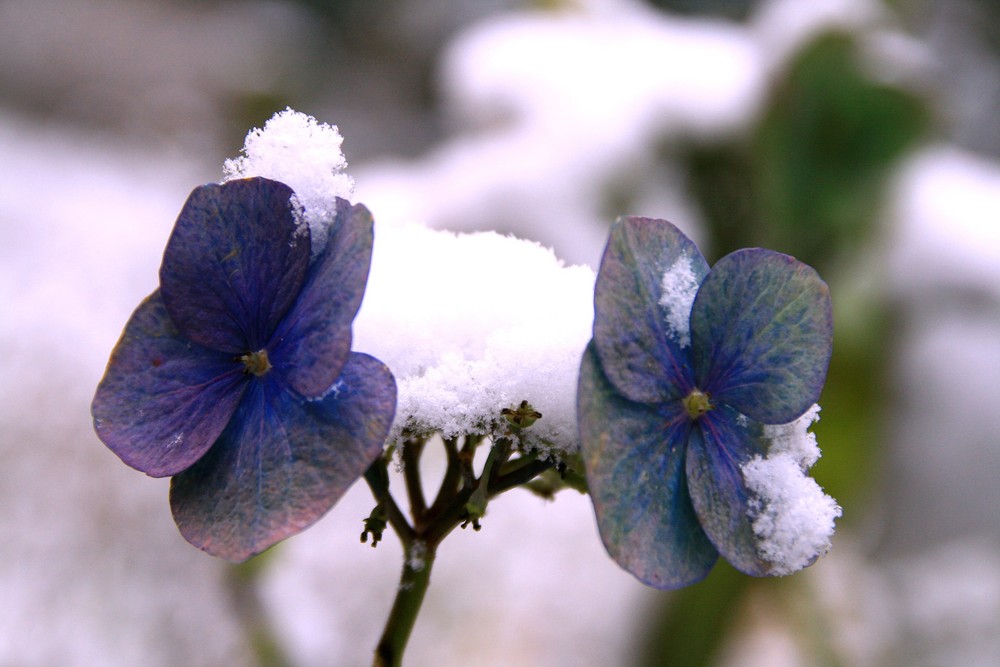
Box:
[492, 457, 556, 496]
[368, 431, 558, 665]
[372, 539, 437, 667]
[480, 439, 505, 486]
[497, 448, 541, 477]
[424, 437, 462, 526]
[226, 559, 294, 667]
[364, 463, 414, 547]
[402, 438, 427, 520]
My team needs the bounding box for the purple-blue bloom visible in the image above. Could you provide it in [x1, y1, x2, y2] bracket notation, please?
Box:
[578, 217, 833, 589]
[92, 177, 396, 562]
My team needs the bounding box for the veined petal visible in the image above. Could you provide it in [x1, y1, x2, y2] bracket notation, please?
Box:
[271, 199, 374, 398]
[593, 217, 708, 404]
[92, 291, 247, 477]
[685, 406, 771, 576]
[169, 352, 396, 562]
[578, 344, 717, 589]
[690, 249, 833, 424]
[160, 177, 310, 352]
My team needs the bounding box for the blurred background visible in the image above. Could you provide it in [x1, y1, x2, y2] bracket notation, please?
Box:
[2, 0, 999, 665]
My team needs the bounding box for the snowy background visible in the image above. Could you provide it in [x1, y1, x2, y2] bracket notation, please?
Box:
[2, 0, 1000, 665]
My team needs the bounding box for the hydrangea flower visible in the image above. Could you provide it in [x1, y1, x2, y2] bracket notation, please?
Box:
[578, 217, 836, 589]
[92, 177, 396, 561]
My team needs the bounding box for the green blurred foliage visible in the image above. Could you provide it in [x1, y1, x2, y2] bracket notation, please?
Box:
[688, 32, 929, 270]
[228, 555, 294, 667]
[637, 562, 748, 666]
[753, 33, 928, 267]
[637, 31, 928, 667]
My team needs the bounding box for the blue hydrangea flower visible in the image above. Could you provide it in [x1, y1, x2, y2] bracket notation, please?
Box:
[578, 217, 833, 589]
[92, 177, 396, 561]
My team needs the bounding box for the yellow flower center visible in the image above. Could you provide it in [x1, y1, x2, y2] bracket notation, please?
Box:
[239, 349, 272, 376]
[683, 389, 712, 420]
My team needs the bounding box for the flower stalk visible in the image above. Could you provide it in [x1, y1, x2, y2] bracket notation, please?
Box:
[366, 410, 575, 666]
[372, 540, 437, 667]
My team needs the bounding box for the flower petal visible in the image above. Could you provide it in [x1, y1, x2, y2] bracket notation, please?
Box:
[160, 177, 310, 352]
[169, 352, 396, 562]
[578, 344, 717, 589]
[685, 406, 771, 576]
[91, 291, 247, 477]
[593, 217, 708, 403]
[690, 249, 833, 424]
[270, 199, 374, 398]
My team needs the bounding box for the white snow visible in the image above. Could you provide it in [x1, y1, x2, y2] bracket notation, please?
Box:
[659, 255, 700, 347]
[223, 109, 355, 252]
[762, 403, 824, 468]
[888, 144, 1000, 291]
[353, 223, 595, 452]
[742, 405, 841, 575]
[407, 539, 427, 574]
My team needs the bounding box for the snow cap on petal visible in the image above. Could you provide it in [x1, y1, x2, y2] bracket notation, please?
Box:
[593, 217, 708, 404]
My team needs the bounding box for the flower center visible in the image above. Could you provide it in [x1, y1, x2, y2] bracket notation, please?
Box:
[239, 349, 272, 376]
[683, 389, 712, 420]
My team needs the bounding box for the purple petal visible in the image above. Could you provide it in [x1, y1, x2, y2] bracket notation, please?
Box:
[160, 178, 310, 353]
[91, 291, 247, 477]
[685, 406, 770, 576]
[578, 344, 717, 589]
[270, 199, 374, 398]
[169, 352, 397, 562]
[690, 249, 833, 424]
[593, 217, 708, 404]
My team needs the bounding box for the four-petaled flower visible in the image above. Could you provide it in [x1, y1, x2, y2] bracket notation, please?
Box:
[92, 177, 396, 561]
[578, 217, 834, 588]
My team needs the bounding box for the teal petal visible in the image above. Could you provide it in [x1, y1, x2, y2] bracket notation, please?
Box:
[593, 217, 709, 404]
[685, 406, 770, 576]
[169, 352, 396, 561]
[579, 344, 717, 589]
[690, 249, 832, 424]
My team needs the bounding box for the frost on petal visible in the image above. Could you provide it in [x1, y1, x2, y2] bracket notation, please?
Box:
[743, 453, 841, 575]
[659, 253, 700, 348]
[762, 403, 822, 468]
[222, 108, 355, 253]
[742, 404, 840, 574]
[593, 217, 708, 404]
